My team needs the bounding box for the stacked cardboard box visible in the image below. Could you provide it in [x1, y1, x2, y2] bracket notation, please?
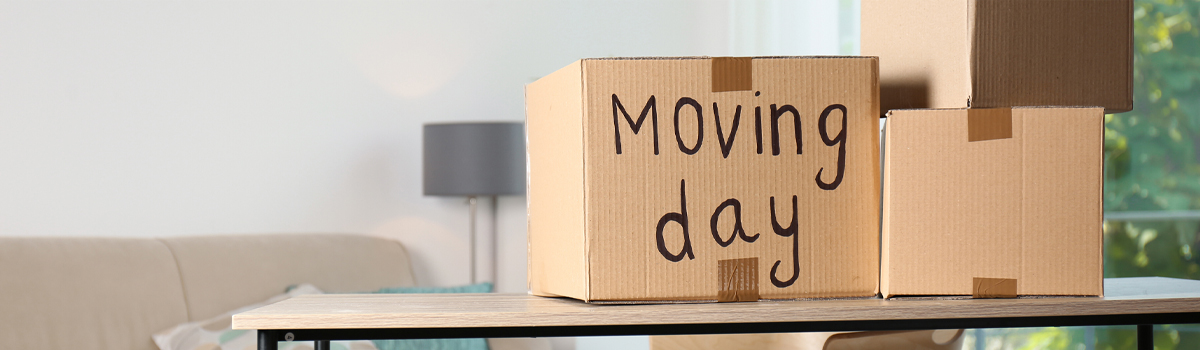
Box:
[862, 0, 1132, 114]
[865, 0, 1130, 297]
[881, 107, 1104, 298]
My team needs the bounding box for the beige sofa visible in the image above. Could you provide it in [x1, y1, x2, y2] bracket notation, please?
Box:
[1, 233, 956, 350]
[0, 233, 448, 350]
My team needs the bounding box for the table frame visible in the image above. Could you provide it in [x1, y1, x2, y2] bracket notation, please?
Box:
[243, 277, 1200, 350]
[256, 316, 1195, 350]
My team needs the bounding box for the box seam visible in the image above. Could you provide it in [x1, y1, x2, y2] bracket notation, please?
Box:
[1124, 0, 1135, 112]
[1020, 109, 1027, 294]
[966, 0, 978, 108]
[879, 116, 889, 298]
[524, 83, 534, 295]
[580, 61, 592, 302]
[1096, 109, 1106, 296]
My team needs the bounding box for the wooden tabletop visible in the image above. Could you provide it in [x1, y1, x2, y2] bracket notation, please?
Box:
[234, 277, 1200, 332]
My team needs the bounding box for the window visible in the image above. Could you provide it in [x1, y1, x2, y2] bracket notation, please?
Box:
[955, 0, 1200, 348]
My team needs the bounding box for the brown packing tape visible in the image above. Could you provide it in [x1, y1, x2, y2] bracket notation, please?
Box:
[972, 277, 1017, 298]
[966, 108, 1013, 142]
[717, 258, 759, 302]
[711, 57, 752, 92]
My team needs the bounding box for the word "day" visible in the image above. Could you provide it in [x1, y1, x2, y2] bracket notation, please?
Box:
[655, 179, 803, 288]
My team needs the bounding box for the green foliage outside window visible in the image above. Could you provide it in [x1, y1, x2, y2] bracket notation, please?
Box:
[1105, 0, 1200, 281]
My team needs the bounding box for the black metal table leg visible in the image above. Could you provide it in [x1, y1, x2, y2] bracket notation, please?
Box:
[315, 340, 330, 350]
[258, 330, 278, 350]
[1137, 324, 1153, 350]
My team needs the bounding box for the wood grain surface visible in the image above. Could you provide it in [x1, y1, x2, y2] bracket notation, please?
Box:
[233, 277, 1200, 330]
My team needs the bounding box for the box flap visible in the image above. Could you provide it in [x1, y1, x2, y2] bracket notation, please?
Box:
[1017, 107, 1104, 296]
[882, 108, 1022, 297]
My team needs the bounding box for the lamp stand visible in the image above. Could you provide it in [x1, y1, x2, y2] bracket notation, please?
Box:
[466, 195, 499, 287]
[467, 195, 500, 287]
[468, 196, 477, 284]
[489, 195, 498, 289]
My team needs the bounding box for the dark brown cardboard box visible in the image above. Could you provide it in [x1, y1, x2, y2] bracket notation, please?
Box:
[863, 0, 1133, 114]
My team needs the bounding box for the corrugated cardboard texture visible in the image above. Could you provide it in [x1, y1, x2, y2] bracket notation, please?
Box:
[881, 107, 1103, 298]
[863, 0, 1132, 114]
[525, 61, 588, 299]
[972, 277, 1017, 299]
[527, 57, 880, 302]
[972, 0, 1132, 112]
[717, 258, 759, 302]
[711, 57, 753, 92]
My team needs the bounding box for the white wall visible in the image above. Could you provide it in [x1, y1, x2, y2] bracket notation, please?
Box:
[0, 0, 851, 347]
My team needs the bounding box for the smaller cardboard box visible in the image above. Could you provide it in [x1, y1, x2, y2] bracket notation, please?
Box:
[525, 57, 881, 302]
[862, 0, 1132, 114]
[881, 107, 1103, 298]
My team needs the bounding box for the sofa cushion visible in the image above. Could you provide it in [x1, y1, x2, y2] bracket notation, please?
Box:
[0, 237, 190, 350]
[161, 233, 416, 321]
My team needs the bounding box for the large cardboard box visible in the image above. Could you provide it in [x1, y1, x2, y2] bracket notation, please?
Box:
[862, 0, 1132, 114]
[881, 107, 1104, 298]
[525, 57, 880, 302]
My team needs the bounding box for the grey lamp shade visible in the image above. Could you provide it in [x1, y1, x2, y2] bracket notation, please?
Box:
[423, 122, 526, 196]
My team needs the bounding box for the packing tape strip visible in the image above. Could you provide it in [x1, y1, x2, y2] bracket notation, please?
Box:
[712, 57, 753, 92]
[967, 108, 1013, 142]
[717, 257, 760, 302]
[972, 277, 1017, 298]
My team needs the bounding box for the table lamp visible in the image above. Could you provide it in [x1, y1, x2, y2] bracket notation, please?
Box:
[422, 122, 525, 285]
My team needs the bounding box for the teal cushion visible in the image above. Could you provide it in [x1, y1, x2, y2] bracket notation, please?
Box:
[375, 282, 492, 294]
[372, 339, 487, 350]
[370, 283, 492, 350]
